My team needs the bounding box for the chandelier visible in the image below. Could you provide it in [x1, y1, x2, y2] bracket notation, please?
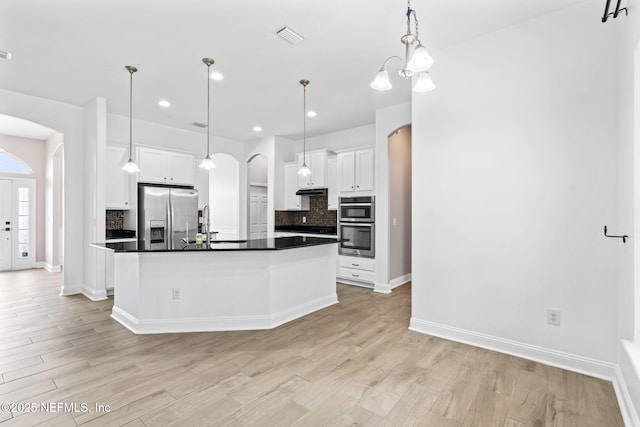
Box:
[370, 0, 435, 93]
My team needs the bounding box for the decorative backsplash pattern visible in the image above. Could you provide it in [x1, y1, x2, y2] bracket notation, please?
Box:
[106, 210, 125, 230]
[275, 196, 337, 227]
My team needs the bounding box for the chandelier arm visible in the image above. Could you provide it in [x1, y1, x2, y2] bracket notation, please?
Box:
[382, 55, 402, 69]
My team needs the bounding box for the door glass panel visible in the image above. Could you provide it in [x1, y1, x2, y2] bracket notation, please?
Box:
[17, 187, 29, 258]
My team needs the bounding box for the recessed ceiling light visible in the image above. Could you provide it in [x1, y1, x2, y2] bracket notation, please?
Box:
[209, 72, 224, 81]
[158, 100, 171, 107]
[253, 126, 262, 132]
[0, 51, 11, 60]
[307, 111, 317, 117]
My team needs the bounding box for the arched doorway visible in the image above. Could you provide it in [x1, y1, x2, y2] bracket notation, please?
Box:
[0, 116, 63, 273]
[388, 124, 412, 288]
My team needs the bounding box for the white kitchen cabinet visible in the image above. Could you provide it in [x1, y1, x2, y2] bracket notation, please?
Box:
[284, 163, 309, 211]
[297, 150, 327, 189]
[105, 145, 131, 209]
[337, 148, 374, 195]
[337, 255, 376, 285]
[327, 156, 338, 210]
[137, 147, 195, 186]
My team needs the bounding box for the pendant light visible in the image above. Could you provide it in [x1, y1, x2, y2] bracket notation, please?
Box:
[199, 57, 216, 170]
[297, 79, 311, 177]
[122, 65, 140, 173]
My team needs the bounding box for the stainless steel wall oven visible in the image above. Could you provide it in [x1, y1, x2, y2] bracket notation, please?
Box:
[338, 196, 375, 258]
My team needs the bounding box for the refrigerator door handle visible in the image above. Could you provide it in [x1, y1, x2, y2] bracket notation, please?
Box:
[168, 196, 173, 249]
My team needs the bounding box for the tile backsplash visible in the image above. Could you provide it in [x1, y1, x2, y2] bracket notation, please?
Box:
[275, 196, 337, 227]
[106, 210, 125, 230]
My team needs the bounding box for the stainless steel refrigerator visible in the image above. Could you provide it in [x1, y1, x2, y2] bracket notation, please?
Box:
[138, 184, 199, 250]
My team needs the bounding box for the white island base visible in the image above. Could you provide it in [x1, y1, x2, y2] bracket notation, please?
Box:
[111, 244, 338, 334]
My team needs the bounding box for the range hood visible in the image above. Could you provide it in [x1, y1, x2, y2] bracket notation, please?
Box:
[296, 188, 328, 196]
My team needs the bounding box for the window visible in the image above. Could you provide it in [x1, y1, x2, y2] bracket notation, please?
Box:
[0, 152, 32, 174]
[17, 186, 29, 258]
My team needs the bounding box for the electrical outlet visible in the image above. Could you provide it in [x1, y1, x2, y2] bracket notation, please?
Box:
[546, 309, 561, 326]
[172, 288, 181, 300]
[302, 216, 306, 223]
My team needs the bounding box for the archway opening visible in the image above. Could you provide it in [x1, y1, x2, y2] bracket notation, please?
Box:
[388, 124, 412, 288]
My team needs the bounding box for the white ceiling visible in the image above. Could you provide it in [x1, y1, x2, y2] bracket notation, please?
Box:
[0, 0, 589, 142]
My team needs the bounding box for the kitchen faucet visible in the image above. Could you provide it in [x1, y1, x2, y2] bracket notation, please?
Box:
[203, 204, 211, 247]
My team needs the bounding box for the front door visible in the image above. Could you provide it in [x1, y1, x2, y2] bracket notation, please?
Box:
[0, 179, 12, 271]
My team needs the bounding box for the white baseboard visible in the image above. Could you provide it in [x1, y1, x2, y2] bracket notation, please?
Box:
[409, 318, 618, 381]
[36, 262, 61, 273]
[617, 340, 640, 427]
[112, 294, 338, 334]
[390, 274, 411, 289]
[613, 364, 640, 427]
[374, 274, 411, 294]
[82, 286, 108, 301]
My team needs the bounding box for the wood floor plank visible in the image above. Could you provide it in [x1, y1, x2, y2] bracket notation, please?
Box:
[0, 269, 625, 426]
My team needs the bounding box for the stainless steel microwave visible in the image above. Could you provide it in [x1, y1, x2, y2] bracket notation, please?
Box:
[338, 196, 375, 223]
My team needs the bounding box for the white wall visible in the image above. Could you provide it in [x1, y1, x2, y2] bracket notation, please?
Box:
[411, 0, 619, 373]
[209, 153, 239, 239]
[0, 89, 84, 295]
[389, 125, 411, 282]
[615, 0, 640, 421]
[83, 98, 107, 301]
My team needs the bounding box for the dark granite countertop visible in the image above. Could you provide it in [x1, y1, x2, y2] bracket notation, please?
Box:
[93, 236, 339, 253]
[274, 225, 337, 235]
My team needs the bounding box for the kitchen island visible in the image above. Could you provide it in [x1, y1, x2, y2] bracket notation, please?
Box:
[92, 236, 339, 334]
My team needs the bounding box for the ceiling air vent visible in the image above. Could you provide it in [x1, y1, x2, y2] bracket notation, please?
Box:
[274, 26, 305, 45]
[192, 122, 207, 128]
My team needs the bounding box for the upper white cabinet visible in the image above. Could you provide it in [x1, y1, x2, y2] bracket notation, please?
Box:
[327, 156, 338, 210]
[337, 148, 375, 195]
[105, 145, 131, 209]
[297, 150, 327, 189]
[284, 163, 309, 211]
[137, 147, 195, 186]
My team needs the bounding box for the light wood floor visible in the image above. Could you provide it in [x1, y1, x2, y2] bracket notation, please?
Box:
[0, 269, 624, 426]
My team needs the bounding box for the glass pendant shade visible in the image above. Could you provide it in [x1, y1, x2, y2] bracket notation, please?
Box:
[407, 43, 434, 72]
[297, 162, 312, 176]
[413, 71, 436, 93]
[199, 155, 216, 170]
[122, 158, 140, 173]
[370, 67, 392, 91]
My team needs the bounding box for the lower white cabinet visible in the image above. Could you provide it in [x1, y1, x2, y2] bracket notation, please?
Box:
[105, 250, 114, 291]
[337, 255, 375, 284]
